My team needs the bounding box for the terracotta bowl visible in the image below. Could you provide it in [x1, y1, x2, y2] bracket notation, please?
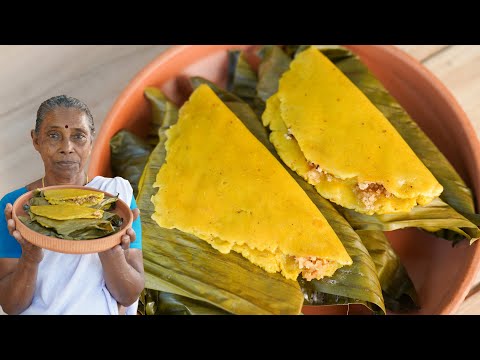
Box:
[12, 185, 133, 254]
[89, 45, 480, 314]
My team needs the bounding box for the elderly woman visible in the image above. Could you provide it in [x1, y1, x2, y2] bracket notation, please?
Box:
[0, 95, 144, 315]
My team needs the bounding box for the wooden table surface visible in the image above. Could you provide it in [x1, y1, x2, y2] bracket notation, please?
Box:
[1, 45, 479, 315]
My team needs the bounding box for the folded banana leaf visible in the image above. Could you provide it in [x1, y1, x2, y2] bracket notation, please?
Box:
[93, 194, 119, 211]
[111, 87, 180, 197]
[27, 211, 121, 240]
[144, 86, 179, 147]
[227, 50, 258, 105]
[136, 90, 304, 315]
[341, 196, 477, 237]
[28, 197, 50, 206]
[356, 230, 419, 312]
[110, 129, 152, 197]
[192, 77, 385, 314]
[256, 45, 291, 102]
[296, 181, 385, 314]
[138, 289, 229, 315]
[63, 227, 117, 240]
[254, 45, 480, 245]
[18, 215, 57, 238]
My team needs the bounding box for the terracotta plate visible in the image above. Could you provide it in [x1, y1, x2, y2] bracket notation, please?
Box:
[12, 185, 133, 254]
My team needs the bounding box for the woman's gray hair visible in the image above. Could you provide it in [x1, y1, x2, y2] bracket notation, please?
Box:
[34, 95, 95, 135]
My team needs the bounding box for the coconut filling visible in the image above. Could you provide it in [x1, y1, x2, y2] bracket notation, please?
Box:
[283, 127, 395, 211]
[296, 256, 339, 281]
[49, 195, 103, 206]
[354, 182, 392, 211]
[304, 160, 394, 211]
[208, 236, 340, 281]
[68, 195, 103, 206]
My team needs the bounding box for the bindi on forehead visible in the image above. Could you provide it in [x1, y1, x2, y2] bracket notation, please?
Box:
[43, 109, 89, 131]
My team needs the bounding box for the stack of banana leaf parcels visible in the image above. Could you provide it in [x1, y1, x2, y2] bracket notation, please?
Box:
[19, 188, 121, 240]
[110, 45, 480, 315]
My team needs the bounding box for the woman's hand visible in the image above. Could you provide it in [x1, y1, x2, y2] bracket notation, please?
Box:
[4, 203, 43, 264]
[101, 208, 140, 255]
[120, 208, 140, 251]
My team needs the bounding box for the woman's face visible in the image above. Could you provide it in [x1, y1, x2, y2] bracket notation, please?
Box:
[32, 107, 93, 179]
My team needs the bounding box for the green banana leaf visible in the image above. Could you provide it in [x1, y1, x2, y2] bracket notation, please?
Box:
[135, 90, 304, 315]
[191, 77, 385, 314]
[27, 211, 121, 240]
[138, 289, 230, 315]
[356, 230, 419, 312]
[227, 50, 265, 118]
[341, 197, 477, 239]
[28, 197, 50, 206]
[297, 181, 385, 314]
[227, 50, 258, 104]
[110, 130, 152, 197]
[18, 215, 57, 238]
[110, 87, 179, 198]
[256, 45, 291, 103]
[92, 194, 119, 211]
[144, 87, 179, 147]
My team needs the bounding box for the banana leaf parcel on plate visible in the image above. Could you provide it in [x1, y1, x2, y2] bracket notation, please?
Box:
[129, 80, 387, 314]
[262, 46, 443, 216]
[19, 189, 122, 240]
[194, 78, 390, 312]
[135, 90, 305, 315]
[151, 84, 352, 282]
[256, 45, 480, 245]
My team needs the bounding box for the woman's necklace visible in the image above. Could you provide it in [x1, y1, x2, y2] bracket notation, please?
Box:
[42, 175, 89, 188]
